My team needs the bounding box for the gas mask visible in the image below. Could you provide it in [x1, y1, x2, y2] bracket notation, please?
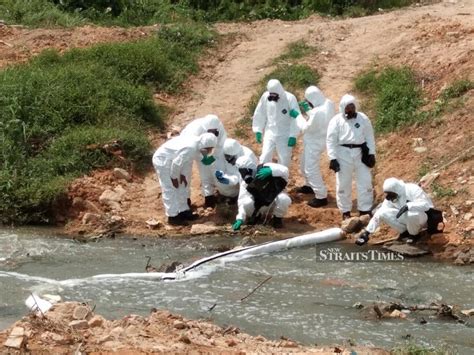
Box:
[344, 103, 357, 119]
[239, 168, 254, 184]
[385, 191, 398, 202]
[268, 93, 280, 102]
[225, 154, 237, 166]
[200, 147, 215, 165]
[207, 128, 219, 137]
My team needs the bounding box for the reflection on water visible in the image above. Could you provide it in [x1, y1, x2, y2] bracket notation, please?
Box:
[1, 228, 473, 353]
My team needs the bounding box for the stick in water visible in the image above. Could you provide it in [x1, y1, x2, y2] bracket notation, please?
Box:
[240, 276, 272, 302]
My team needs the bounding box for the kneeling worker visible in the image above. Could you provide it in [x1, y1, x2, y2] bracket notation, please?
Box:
[232, 156, 291, 231]
[356, 177, 434, 245]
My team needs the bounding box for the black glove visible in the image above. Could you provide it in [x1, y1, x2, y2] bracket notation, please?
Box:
[329, 159, 340, 173]
[355, 230, 370, 246]
[396, 205, 409, 219]
[204, 195, 217, 208]
[365, 154, 376, 168]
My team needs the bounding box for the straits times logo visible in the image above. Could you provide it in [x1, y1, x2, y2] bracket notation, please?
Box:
[315, 246, 404, 262]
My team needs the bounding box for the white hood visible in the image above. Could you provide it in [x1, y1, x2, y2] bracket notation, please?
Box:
[223, 138, 243, 156]
[267, 79, 285, 96]
[305, 86, 325, 108]
[235, 155, 257, 171]
[198, 132, 217, 149]
[339, 94, 358, 114]
[383, 177, 407, 206]
[201, 114, 220, 131]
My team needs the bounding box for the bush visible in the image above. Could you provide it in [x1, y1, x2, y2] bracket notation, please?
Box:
[0, 22, 214, 224]
[355, 66, 422, 132]
[1, 0, 419, 27]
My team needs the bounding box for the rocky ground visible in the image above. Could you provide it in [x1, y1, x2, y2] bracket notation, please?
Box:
[0, 302, 389, 354]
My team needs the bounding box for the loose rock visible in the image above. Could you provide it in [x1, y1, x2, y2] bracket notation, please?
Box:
[88, 315, 105, 328]
[113, 168, 132, 182]
[73, 305, 90, 320]
[69, 320, 89, 330]
[190, 223, 219, 235]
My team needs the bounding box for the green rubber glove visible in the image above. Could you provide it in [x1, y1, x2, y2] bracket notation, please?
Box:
[288, 137, 296, 147]
[299, 100, 311, 112]
[232, 219, 243, 231]
[201, 155, 216, 166]
[256, 166, 272, 180]
[289, 109, 299, 119]
[255, 132, 262, 144]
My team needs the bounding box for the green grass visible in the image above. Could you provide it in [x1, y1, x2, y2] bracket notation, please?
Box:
[355, 66, 422, 133]
[0, 0, 419, 28]
[0, 22, 214, 224]
[274, 41, 318, 63]
[432, 183, 456, 198]
[430, 79, 474, 116]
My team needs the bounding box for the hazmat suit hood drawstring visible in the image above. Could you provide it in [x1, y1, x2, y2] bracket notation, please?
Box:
[305, 86, 325, 108]
[267, 79, 285, 96]
[339, 94, 358, 114]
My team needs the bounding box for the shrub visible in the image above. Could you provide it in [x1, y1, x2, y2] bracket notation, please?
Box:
[355, 66, 422, 132]
[0, 22, 214, 224]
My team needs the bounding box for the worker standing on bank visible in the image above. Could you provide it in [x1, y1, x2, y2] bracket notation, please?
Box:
[326, 94, 376, 220]
[252, 79, 302, 167]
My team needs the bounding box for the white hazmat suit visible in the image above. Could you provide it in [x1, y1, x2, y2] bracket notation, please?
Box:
[153, 133, 217, 218]
[252, 79, 301, 167]
[180, 114, 228, 201]
[299, 86, 335, 202]
[326, 94, 376, 215]
[366, 178, 433, 236]
[214, 139, 258, 198]
[235, 157, 291, 224]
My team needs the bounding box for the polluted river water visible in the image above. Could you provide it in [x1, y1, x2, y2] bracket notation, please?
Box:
[0, 228, 473, 353]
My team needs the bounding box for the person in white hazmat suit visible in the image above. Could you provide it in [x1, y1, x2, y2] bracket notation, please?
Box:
[214, 138, 258, 204]
[152, 133, 217, 226]
[180, 114, 228, 208]
[296, 86, 335, 208]
[252, 79, 302, 167]
[355, 177, 434, 245]
[326, 94, 376, 220]
[232, 156, 291, 231]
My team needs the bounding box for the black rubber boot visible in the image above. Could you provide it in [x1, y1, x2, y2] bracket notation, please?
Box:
[180, 210, 199, 221]
[271, 216, 283, 229]
[204, 195, 217, 208]
[406, 234, 421, 244]
[359, 210, 372, 217]
[296, 185, 314, 194]
[308, 197, 328, 208]
[397, 230, 411, 241]
[342, 211, 351, 220]
[168, 215, 188, 226]
[355, 231, 370, 246]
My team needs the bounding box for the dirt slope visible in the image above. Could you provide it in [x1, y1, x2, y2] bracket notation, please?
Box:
[1, 1, 472, 259]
